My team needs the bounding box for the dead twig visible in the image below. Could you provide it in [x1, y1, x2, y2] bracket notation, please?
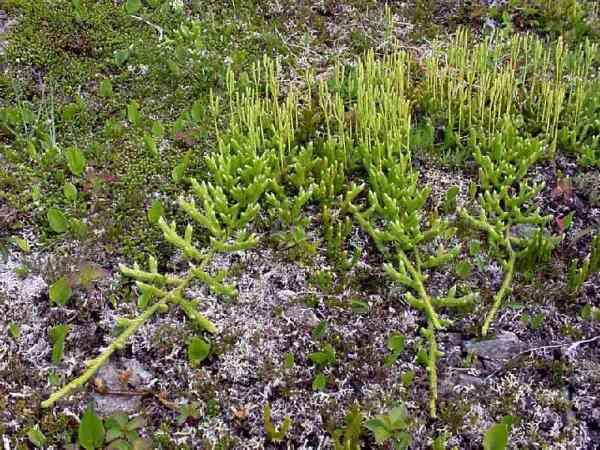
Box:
[130, 15, 164, 41]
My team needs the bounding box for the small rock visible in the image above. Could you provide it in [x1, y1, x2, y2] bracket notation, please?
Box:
[439, 373, 485, 395]
[275, 289, 296, 302]
[463, 331, 525, 361]
[92, 358, 153, 416]
[511, 224, 537, 239]
[284, 304, 319, 327]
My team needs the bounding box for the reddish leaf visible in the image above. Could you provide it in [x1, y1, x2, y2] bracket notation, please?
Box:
[552, 178, 573, 202]
[555, 216, 566, 233]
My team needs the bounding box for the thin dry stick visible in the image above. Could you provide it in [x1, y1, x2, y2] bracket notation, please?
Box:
[486, 335, 600, 380]
[131, 15, 164, 41]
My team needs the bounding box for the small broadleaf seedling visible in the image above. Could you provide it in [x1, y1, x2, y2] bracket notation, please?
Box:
[263, 403, 292, 442]
[365, 403, 412, 450]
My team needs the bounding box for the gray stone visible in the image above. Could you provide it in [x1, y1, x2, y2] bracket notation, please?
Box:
[92, 358, 153, 417]
[0, 10, 17, 56]
[284, 304, 319, 327]
[463, 331, 525, 361]
[440, 373, 485, 395]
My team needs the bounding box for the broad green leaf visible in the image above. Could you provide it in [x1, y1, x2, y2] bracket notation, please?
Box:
[47, 207, 69, 233]
[187, 336, 210, 365]
[105, 427, 123, 443]
[350, 299, 369, 314]
[401, 370, 415, 387]
[309, 351, 330, 366]
[365, 419, 391, 443]
[147, 199, 164, 224]
[311, 320, 328, 339]
[43, 145, 59, 165]
[78, 405, 105, 450]
[48, 371, 61, 385]
[308, 344, 335, 366]
[65, 147, 86, 176]
[501, 415, 516, 429]
[143, 133, 157, 156]
[32, 185, 42, 201]
[127, 100, 141, 127]
[283, 352, 295, 369]
[99, 79, 113, 97]
[137, 291, 151, 310]
[78, 264, 109, 288]
[70, 219, 89, 240]
[72, 0, 85, 18]
[151, 120, 165, 138]
[433, 434, 448, 450]
[125, 0, 142, 14]
[312, 373, 327, 391]
[387, 333, 405, 353]
[62, 102, 79, 121]
[11, 236, 31, 253]
[383, 353, 399, 368]
[177, 402, 201, 425]
[388, 404, 408, 425]
[191, 99, 203, 122]
[49, 324, 70, 365]
[8, 323, 20, 339]
[172, 162, 186, 183]
[167, 59, 181, 77]
[26, 141, 37, 159]
[483, 423, 509, 450]
[395, 431, 412, 450]
[105, 413, 128, 430]
[49, 277, 72, 306]
[27, 427, 47, 448]
[64, 182, 78, 202]
[113, 48, 130, 65]
[443, 185, 460, 213]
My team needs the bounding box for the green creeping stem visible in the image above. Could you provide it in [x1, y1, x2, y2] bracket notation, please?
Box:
[41, 299, 168, 408]
[422, 323, 441, 418]
[459, 208, 517, 337]
[398, 249, 443, 330]
[481, 249, 516, 337]
[385, 246, 475, 417]
[42, 270, 201, 408]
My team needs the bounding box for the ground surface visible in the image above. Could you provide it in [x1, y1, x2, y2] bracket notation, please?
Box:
[1, 1, 600, 449]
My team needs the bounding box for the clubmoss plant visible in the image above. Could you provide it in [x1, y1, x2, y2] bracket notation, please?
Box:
[420, 28, 599, 158]
[567, 233, 600, 293]
[339, 53, 476, 418]
[41, 167, 265, 407]
[458, 120, 554, 336]
[36, 25, 600, 419]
